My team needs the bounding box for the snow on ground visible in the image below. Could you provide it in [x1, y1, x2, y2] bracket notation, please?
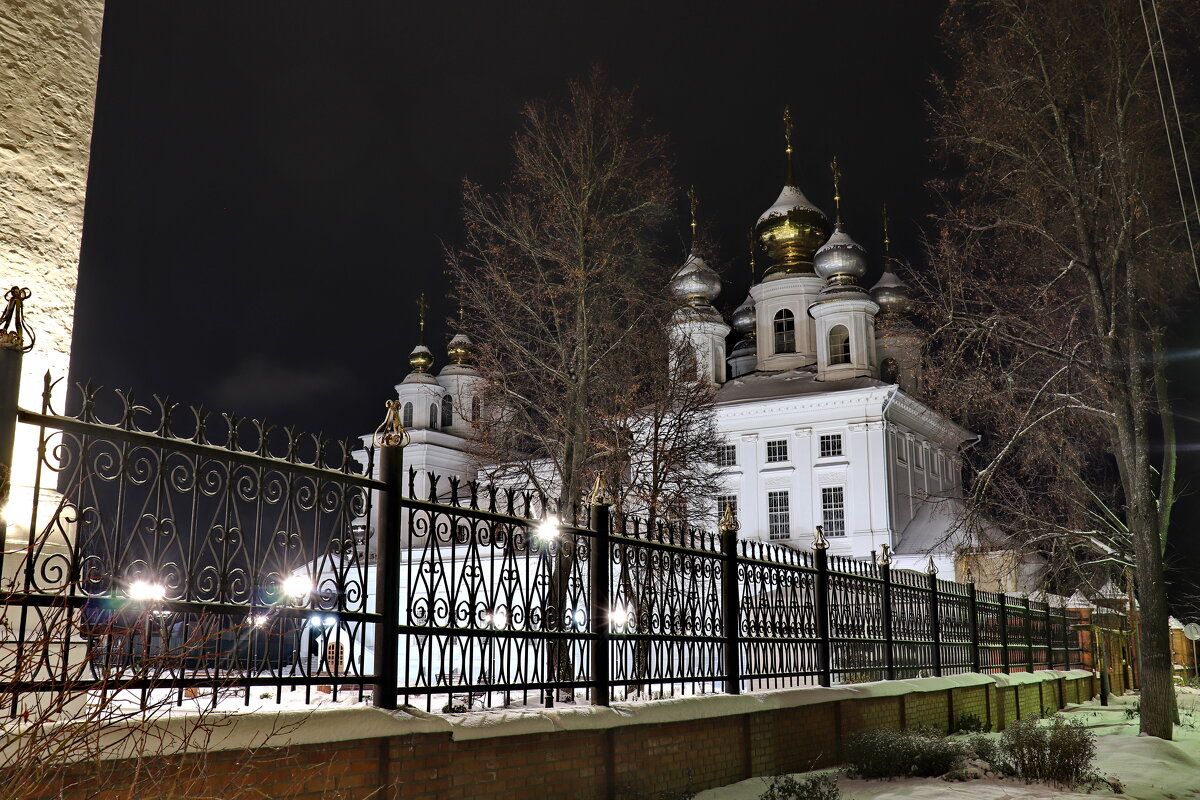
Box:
[698, 687, 1200, 800]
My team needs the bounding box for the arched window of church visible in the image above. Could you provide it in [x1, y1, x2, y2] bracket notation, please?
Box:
[773, 309, 796, 354]
[828, 325, 851, 365]
[441, 395, 453, 428]
[429, 403, 439, 429]
[471, 396, 481, 421]
[402, 402, 413, 429]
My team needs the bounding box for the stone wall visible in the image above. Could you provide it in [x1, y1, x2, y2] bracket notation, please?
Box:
[0, 0, 104, 484]
[37, 671, 1097, 800]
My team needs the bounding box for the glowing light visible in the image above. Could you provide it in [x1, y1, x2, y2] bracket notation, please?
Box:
[128, 580, 165, 602]
[323, 616, 336, 627]
[251, 615, 269, 627]
[282, 574, 313, 599]
[535, 515, 560, 542]
[486, 609, 508, 629]
[609, 605, 631, 629]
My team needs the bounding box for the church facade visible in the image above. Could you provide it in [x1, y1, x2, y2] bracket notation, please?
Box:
[376, 140, 996, 582]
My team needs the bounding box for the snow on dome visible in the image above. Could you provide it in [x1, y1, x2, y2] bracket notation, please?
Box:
[756, 184, 825, 226]
[813, 223, 868, 281]
[670, 252, 721, 307]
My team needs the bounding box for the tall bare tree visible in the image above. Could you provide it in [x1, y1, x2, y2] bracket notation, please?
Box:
[449, 71, 725, 696]
[918, 0, 1196, 738]
[448, 70, 676, 515]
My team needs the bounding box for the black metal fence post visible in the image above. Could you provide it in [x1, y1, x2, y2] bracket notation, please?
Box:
[813, 527, 832, 687]
[966, 570, 981, 673]
[879, 546, 895, 681]
[1024, 595, 1034, 672]
[1045, 603, 1056, 670]
[928, 558, 942, 677]
[372, 401, 406, 710]
[1000, 595, 1011, 674]
[0, 289, 28, 582]
[719, 505, 741, 695]
[589, 481, 611, 707]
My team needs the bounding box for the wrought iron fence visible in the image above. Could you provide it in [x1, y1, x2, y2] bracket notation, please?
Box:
[0, 345, 1093, 717]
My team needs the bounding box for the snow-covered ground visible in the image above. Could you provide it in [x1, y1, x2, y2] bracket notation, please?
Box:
[698, 688, 1200, 800]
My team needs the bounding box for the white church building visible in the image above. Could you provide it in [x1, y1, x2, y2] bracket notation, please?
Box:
[374, 148, 1007, 583]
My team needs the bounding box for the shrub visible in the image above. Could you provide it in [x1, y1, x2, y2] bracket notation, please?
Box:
[965, 733, 999, 765]
[1000, 714, 1096, 787]
[955, 713, 986, 733]
[758, 773, 840, 800]
[845, 727, 967, 779]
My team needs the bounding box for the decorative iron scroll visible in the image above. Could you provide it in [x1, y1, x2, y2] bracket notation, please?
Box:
[6, 379, 383, 709]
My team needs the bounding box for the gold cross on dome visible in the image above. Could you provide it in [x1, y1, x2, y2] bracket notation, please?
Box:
[830, 156, 842, 223]
[416, 292, 428, 342]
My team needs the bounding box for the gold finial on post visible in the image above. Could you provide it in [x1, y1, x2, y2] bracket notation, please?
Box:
[718, 502, 740, 535]
[830, 156, 842, 224]
[0, 287, 34, 353]
[812, 525, 828, 551]
[588, 471, 611, 507]
[373, 399, 410, 449]
[876, 543, 891, 566]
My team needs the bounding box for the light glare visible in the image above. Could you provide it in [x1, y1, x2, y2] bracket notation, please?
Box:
[536, 515, 560, 542]
[128, 580, 165, 602]
[282, 574, 313, 598]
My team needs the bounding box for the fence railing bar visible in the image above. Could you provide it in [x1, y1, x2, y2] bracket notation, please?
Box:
[16, 408, 384, 489]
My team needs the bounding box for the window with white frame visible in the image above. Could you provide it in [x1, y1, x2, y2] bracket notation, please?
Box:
[821, 486, 846, 537]
[773, 309, 796, 354]
[715, 444, 737, 468]
[767, 490, 790, 539]
[914, 441, 925, 469]
[931, 450, 940, 475]
[819, 434, 843, 458]
[402, 402, 413, 429]
[896, 433, 907, 463]
[717, 494, 738, 524]
[766, 439, 789, 463]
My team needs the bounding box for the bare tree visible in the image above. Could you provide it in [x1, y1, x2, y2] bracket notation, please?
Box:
[449, 69, 676, 514]
[600, 324, 723, 531]
[917, 0, 1196, 738]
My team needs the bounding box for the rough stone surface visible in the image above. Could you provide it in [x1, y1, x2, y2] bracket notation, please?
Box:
[0, 0, 104, 482]
[0, 0, 103, 387]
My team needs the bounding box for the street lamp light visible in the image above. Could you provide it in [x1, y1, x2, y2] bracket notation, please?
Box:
[128, 579, 165, 602]
[282, 574, 313, 601]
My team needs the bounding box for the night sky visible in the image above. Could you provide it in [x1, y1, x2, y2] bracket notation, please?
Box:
[73, 2, 1200, 609]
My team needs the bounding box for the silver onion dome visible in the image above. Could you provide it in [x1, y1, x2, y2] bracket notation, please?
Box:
[813, 223, 868, 282]
[871, 262, 913, 313]
[730, 293, 756, 334]
[669, 253, 721, 307]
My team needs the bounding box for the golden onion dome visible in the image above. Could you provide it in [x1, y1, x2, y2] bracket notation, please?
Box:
[446, 333, 472, 365]
[755, 184, 831, 277]
[408, 344, 434, 374]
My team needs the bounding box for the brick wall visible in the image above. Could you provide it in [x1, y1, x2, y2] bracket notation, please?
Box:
[39, 674, 1097, 800]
